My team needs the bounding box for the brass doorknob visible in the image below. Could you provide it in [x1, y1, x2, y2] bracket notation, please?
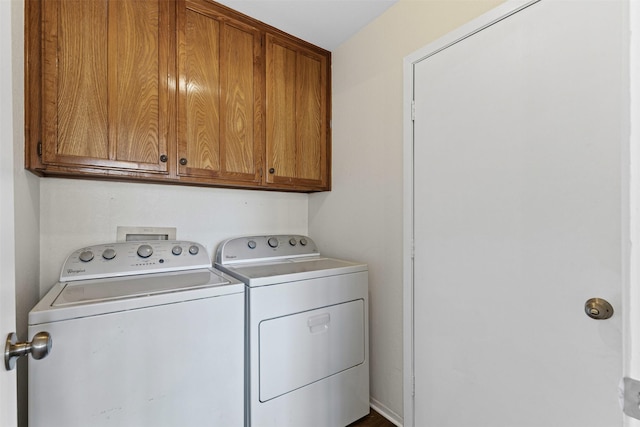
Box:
[584, 298, 614, 320]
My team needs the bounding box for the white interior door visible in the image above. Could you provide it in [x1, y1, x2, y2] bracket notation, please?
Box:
[409, 1, 625, 425]
[0, 152, 18, 427]
[0, 0, 18, 422]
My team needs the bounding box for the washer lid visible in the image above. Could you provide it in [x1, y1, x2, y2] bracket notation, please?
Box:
[30, 268, 244, 325]
[54, 268, 230, 306]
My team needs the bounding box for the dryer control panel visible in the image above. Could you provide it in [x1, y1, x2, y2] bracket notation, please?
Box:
[60, 241, 211, 281]
[216, 235, 319, 265]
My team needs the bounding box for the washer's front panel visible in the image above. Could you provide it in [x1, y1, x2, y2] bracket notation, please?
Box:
[29, 293, 244, 427]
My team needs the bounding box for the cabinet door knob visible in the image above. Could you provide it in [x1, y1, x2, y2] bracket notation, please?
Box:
[269, 168, 275, 174]
[179, 158, 188, 166]
[159, 154, 168, 163]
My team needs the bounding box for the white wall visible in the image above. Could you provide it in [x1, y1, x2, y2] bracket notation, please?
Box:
[309, 0, 504, 422]
[39, 179, 308, 294]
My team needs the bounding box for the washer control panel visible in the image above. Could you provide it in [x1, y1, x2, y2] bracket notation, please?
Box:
[60, 241, 210, 282]
[216, 235, 319, 265]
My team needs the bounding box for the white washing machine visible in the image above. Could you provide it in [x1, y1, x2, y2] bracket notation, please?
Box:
[27, 240, 245, 427]
[215, 235, 369, 427]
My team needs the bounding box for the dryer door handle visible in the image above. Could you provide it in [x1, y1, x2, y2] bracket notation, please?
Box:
[307, 313, 330, 334]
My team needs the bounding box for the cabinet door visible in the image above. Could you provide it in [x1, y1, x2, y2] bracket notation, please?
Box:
[41, 0, 171, 174]
[177, 0, 263, 184]
[265, 34, 330, 190]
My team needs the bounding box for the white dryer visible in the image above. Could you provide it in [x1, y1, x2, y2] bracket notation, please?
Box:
[27, 241, 245, 427]
[215, 235, 369, 427]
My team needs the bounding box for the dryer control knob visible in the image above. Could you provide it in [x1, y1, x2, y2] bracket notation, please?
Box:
[299, 238, 308, 246]
[137, 244, 153, 258]
[79, 250, 94, 262]
[268, 237, 279, 248]
[289, 238, 297, 246]
[188, 245, 199, 255]
[247, 240, 257, 249]
[172, 245, 183, 256]
[102, 248, 116, 260]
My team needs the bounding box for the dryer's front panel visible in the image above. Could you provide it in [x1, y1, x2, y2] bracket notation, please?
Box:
[248, 271, 369, 427]
[259, 299, 365, 401]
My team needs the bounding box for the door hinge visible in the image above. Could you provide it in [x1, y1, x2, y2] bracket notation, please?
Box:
[412, 375, 415, 397]
[411, 100, 416, 121]
[37, 141, 42, 157]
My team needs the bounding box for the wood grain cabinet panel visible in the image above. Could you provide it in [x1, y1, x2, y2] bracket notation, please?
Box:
[265, 34, 330, 190]
[27, 0, 330, 192]
[38, 0, 171, 174]
[177, 0, 262, 184]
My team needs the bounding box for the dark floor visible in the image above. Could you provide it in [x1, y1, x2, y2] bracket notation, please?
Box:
[348, 409, 395, 427]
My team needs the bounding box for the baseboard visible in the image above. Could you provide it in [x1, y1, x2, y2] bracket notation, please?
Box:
[370, 398, 403, 427]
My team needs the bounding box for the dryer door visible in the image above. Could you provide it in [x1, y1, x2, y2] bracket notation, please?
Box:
[259, 299, 365, 402]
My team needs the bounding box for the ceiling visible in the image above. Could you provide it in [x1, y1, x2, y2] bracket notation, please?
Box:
[215, 0, 399, 51]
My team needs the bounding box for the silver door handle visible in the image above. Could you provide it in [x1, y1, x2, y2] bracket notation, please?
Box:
[4, 332, 52, 371]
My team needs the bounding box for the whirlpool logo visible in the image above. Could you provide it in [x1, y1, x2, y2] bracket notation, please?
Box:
[67, 268, 85, 275]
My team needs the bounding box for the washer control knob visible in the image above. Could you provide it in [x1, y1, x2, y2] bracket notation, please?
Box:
[137, 244, 153, 258]
[299, 238, 308, 246]
[247, 240, 257, 249]
[102, 248, 116, 260]
[267, 237, 279, 248]
[172, 245, 183, 256]
[79, 250, 94, 262]
[289, 238, 297, 246]
[188, 245, 199, 255]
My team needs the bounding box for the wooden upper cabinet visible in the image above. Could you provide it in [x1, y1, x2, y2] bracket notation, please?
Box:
[265, 34, 330, 190]
[27, 0, 331, 191]
[177, 0, 262, 184]
[39, 0, 172, 174]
